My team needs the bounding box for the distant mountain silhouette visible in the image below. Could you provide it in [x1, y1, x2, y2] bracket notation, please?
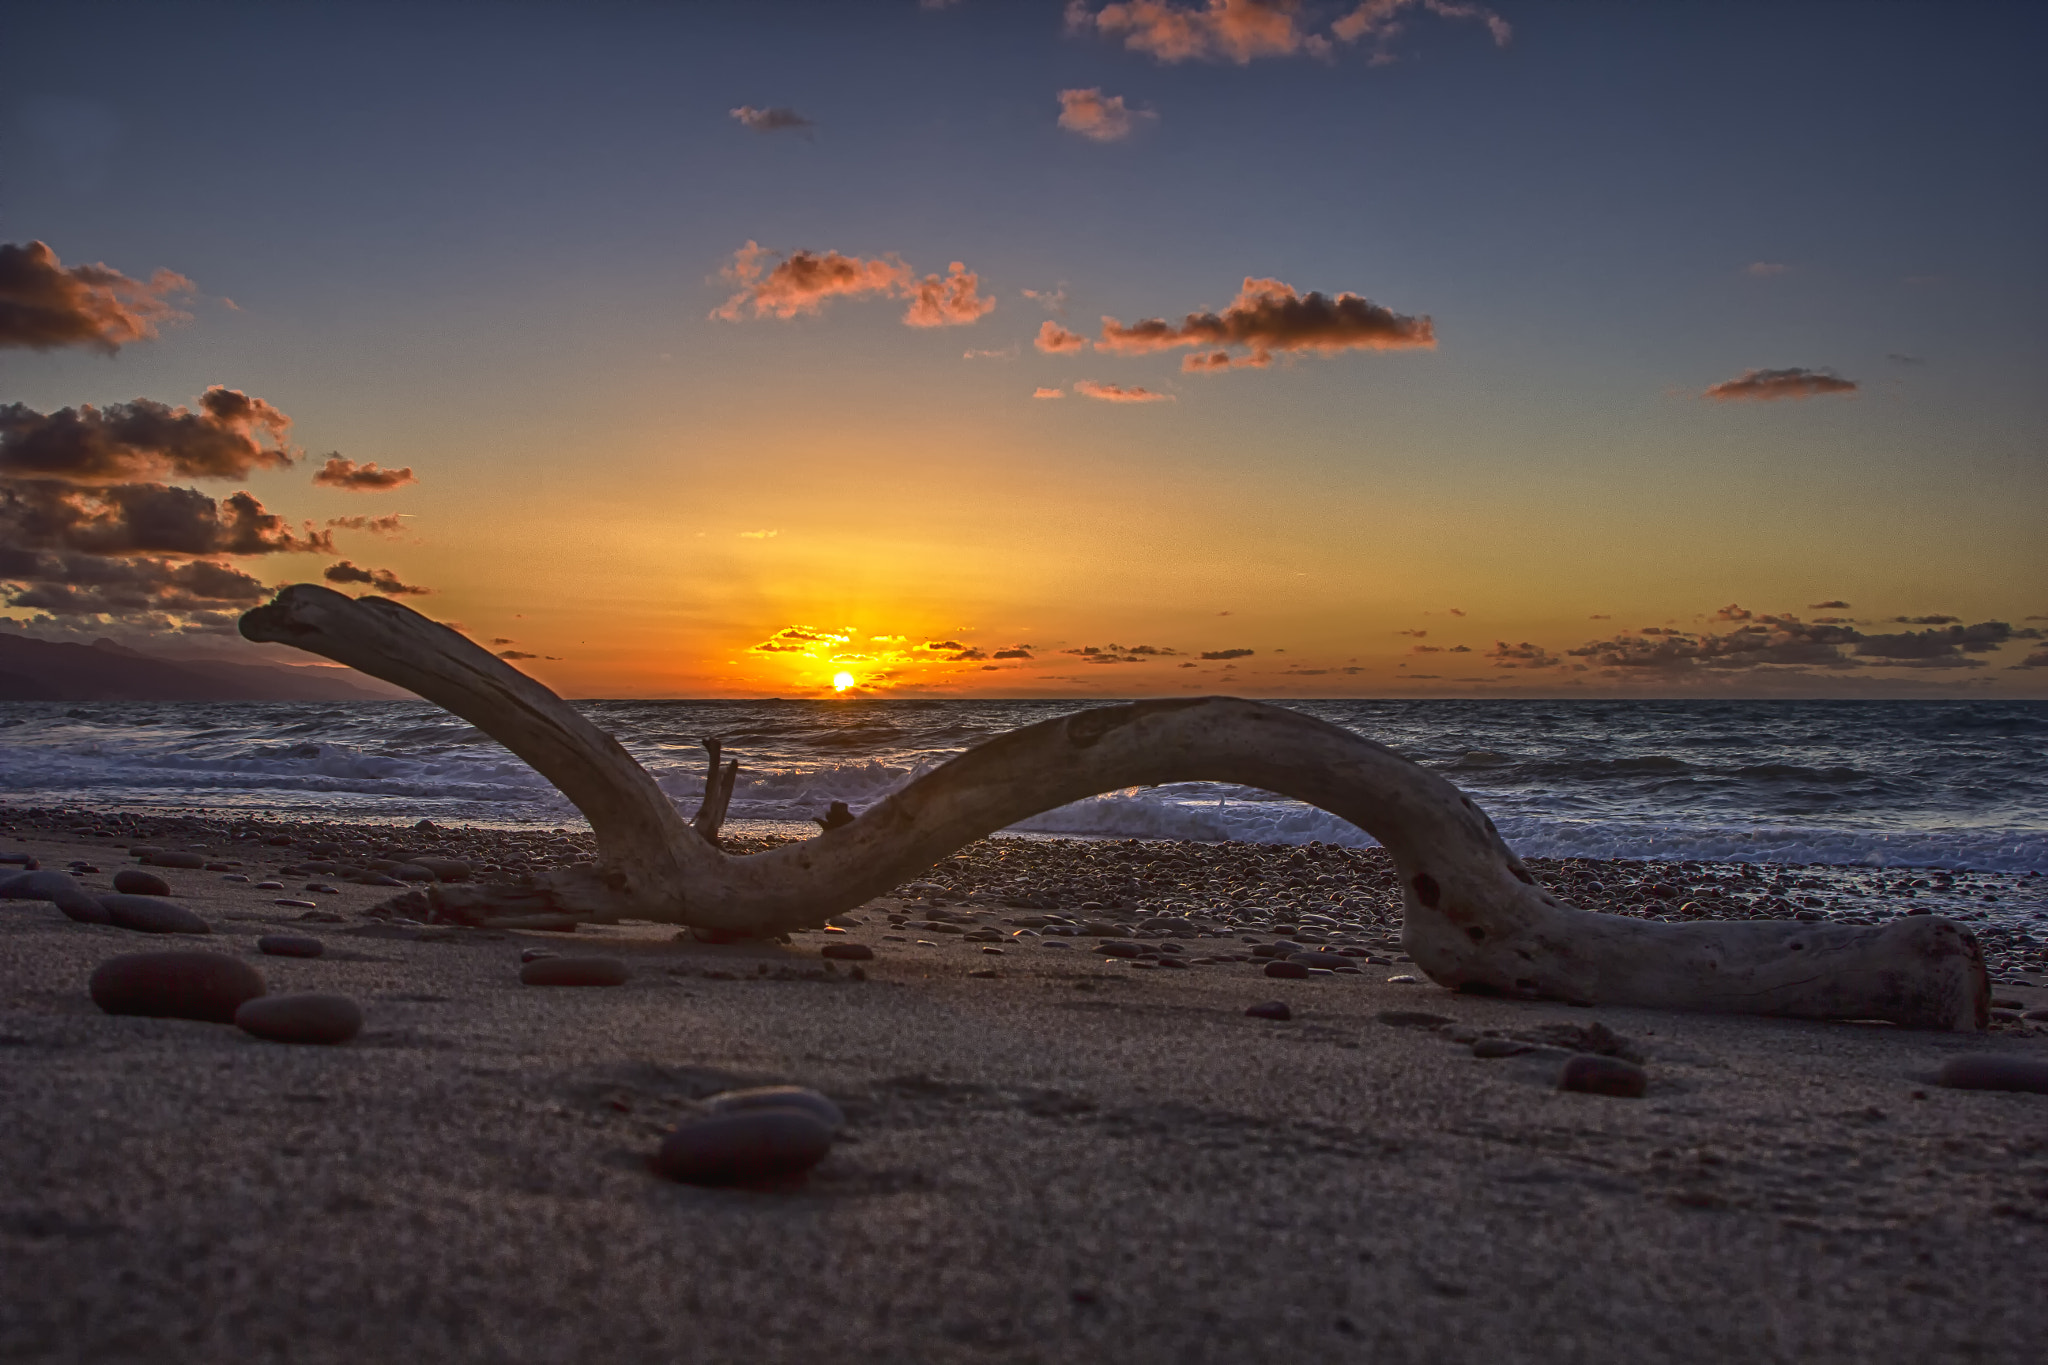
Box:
[0, 635, 404, 702]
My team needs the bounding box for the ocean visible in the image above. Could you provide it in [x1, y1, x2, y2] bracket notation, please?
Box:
[2, 697, 2043, 876]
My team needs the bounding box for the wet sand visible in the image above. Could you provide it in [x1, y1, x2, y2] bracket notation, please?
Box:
[2, 807, 2045, 1363]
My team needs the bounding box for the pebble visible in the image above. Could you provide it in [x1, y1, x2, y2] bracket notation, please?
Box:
[1386, 974, 1422, 984]
[234, 993, 363, 1045]
[707, 1085, 846, 1132]
[1558, 1054, 1649, 1098]
[654, 1108, 834, 1186]
[89, 951, 267, 1023]
[390, 863, 436, 881]
[519, 956, 629, 986]
[1379, 1011, 1456, 1028]
[99, 895, 211, 935]
[520, 947, 556, 964]
[820, 942, 874, 961]
[258, 934, 326, 958]
[112, 869, 172, 896]
[273, 898, 319, 909]
[1246, 1001, 1292, 1021]
[1472, 1037, 1533, 1058]
[1936, 1055, 2048, 1094]
[1, 869, 109, 923]
[255, 881, 284, 890]
[142, 851, 207, 869]
[1264, 960, 1309, 979]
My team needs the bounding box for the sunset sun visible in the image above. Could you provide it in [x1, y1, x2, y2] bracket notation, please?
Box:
[832, 672, 856, 692]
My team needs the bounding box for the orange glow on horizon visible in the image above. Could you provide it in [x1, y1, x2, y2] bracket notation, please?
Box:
[832, 671, 856, 692]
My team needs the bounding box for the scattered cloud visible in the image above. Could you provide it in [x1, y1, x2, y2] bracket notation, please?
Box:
[0, 553, 269, 618]
[729, 106, 813, 134]
[713, 241, 912, 321]
[738, 529, 779, 539]
[1714, 603, 1753, 621]
[1200, 647, 1253, 660]
[489, 637, 515, 646]
[1032, 387, 1065, 399]
[0, 388, 294, 485]
[903, 262, 996, 327]
[993, 648, 1033, 659]
[2012, 650, 2048, 670]
[496, 649, 538, 660]
[0, 482, 329, 559]
[1893, 614, 1959, 625]
[1809, 600, 1850, 609]
[1036, 320, 1088, 353]
[325, 513, 407, 537]
[1074, 380, 1174, 403]
[1488, 640, 1561, 668]
[1743, 261, 1790, 277]
[1065, 0, 1507, 65]
[1098, 276, 1433, 369]
[1023, 286, 1068, 314]
[1057, 87, 1155, 141]
[312, 455, 416, 491]
[1701, 367, 1858, 402]
[714, 241, 990, 328]
[1397, 628, 1427, 637]
[322, 560, 429, 596]
[0, 240, 193, 353]
[964, 344, 1018, 360]
[1886, 353, 1924, 365]
[1558, 611, 2040, 675]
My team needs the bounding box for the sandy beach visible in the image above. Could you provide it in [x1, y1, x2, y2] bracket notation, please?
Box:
[1, 805, 2044, 1364]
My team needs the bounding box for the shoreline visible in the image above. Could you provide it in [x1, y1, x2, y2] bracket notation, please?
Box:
[3, 805, 2046, 1361]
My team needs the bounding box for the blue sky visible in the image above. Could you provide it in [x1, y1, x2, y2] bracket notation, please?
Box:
[4, 1, 2044, 696]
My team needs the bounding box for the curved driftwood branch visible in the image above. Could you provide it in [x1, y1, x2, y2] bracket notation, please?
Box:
[241, 585, 1987, 1030]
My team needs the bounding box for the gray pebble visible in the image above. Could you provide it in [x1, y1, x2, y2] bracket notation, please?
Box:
[707, 1085, 845, 1132]
[90, 951, 266, 1023]
[99, 895, 211, 935]
[235, 993, 362, 1045]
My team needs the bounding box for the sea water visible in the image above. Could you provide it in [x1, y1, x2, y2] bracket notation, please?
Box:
[3, 698, 2043, 876]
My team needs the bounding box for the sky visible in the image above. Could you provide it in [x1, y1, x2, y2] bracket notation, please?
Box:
[2, 0, 2044, 699]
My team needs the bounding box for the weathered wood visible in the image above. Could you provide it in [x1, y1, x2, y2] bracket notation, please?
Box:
[690, 739, 738, 843]
[241, 585, 1988, 1030]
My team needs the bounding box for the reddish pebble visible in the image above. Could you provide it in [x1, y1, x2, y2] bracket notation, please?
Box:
[90, 952, 266, 1023]
[112, 869, 172, 896]
[1264, 960, 1309, 979]
[258, 934, 325, 958]
[1558, 1054, 1648, 1098]
[1937, 1055, 2048, 1094]
[235, 993, 362, 1045]
[655, 1108, 833, 1186]
[519, 956, 629, 986]
[820, 942, 874, 961]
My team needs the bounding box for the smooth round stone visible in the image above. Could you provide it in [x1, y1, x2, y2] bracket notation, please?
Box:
[143, 851, 207, 870]
[1245, 1000, 1292, 1021]
[1286, 952, 1328, 969]
[90, 952, 266, 1023]
[1264, 960, 1310, 979]
[707, 1085, 845, 1132]
[390, 863, 436, 882]
[99, 895, 210, 935]
[412, 857, 471, 882]
[235, 993, 362, 1045]
[1937, 1054, 2048, 1094]
[273, 898, 318, 910]
[258, 934, 326, 958]
[1557, 1054, 1648, 1097]
[1, 869, 109, 923]
[654, 1109, 834, 1186]
[519, 956, 629, 987]
[820, 942, 874, 961]
[112, 869, 172, 896]
[520, 947, 556, 964]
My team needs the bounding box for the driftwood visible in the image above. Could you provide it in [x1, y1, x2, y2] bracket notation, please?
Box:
[240, 585, 1988, 1030]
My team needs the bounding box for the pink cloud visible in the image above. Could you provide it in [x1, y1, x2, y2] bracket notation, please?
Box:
[312, 456, 416, 491]
[1702, 368, 1859, 402]
[1099, 276, 1434, 367]
[0, 240, 194, 354]
[1068, 0, 1322, 64]
[1032, 387, 1065, 399]
[1057, 88, 1156, 141]
[903, 262, 995, 327]
[1074, 380, 1174, 403]
[1036, 320, 1088, 353]
[713, 241, 913, 321]
[0, 388, 294, 485]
